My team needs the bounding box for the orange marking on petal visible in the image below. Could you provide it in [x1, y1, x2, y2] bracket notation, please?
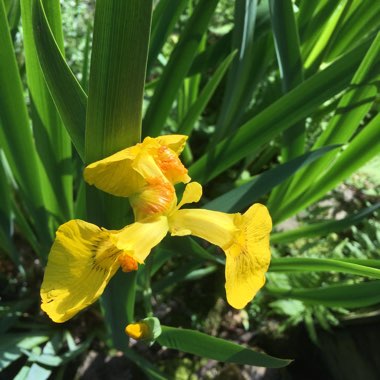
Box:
[118, 253, 139, 272]
[155, 146, 189, 184]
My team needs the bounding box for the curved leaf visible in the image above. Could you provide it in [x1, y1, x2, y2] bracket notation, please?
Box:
[157, 326, 291, 368]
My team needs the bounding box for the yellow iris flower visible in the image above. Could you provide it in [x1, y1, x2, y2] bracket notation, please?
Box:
[40, 135, 272, 323]
[84, 135, 190, 220]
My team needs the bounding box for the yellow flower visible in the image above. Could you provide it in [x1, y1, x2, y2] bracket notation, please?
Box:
[84, 135, 190, 198]
[113, 184, 272, 309]
[41, 182, 271, 322]
[40, 217, 169, 323]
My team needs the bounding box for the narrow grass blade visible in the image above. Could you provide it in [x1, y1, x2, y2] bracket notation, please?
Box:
[32, 0, 87, 161]
[0, 0, 49, 253]
[269, 258, 380, 280]
[303, 0, 350, 70]
[326, 1, 380, 60]
[4, 0, 20, 35]
[269, 0, 304, 161]
[211, 0, 258, 142]
[188, 31, 233, 76]
[21, 0, 72, 221]
[143, 0, 219, 137]
[267, 281, 380, 308]
[189, 37, 377, 183]
[178, 50, 236, 136]
[157, 326, 291, 368]
[280, 32, 380, 211]
[148, 0, 188, 73]
[271, 202, 380, 244]
[204, 145, 339, 213]
[275, 111, 380, 223]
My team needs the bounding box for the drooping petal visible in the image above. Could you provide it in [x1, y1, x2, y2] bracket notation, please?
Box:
[111, 216, 169, 263]
[168, 204, 272, 309]
[224, 204, 272, 309]
[40, 220, 122, 323]
[84, 147, 145, 197]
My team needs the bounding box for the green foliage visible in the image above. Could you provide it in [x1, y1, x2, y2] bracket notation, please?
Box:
[1, 0, 379, 377]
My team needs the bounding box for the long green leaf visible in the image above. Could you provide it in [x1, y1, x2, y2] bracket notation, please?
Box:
[143, 0, 219, 136]
[267, 281, 380, 308]
[269, 0, 304, 161]
[189, 37, 378, 183]
[157, 326, 291, 368]
[326, 1, 380, 61]
[269, 258, 380, 280]
[211, 0, 258, 142]
[147, 0, 188, 73]
[279, 32, 380, 213]
[22, 0, 72, 222]
[275, 111, 380, 222]
[85, 0, 152, 351]
[178, 50, 237, 136]
[204, 145, 339, 212]
[0, 0, 49, 253]
[303, 0, 350, 71]
[32, 0, 87, 160]
[271, 202, 380, 244]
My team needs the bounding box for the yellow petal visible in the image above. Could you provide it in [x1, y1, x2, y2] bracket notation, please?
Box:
[153, 144, 190, 185]
[168, 208, 237, 247]
[132, 150, 167, 180]
[84, 147, 145, 197]
[40, 220, 121, 323]
[225, 204, 272, 309]
[130, 177, 176, 220]
[156, 135, 188, 155]
[168, 204, 272, 309]
[111, 216, 169, 263]
[84, 135, 190, 197]
[125, 322, 149, 340]
[176, 182, 202, 210]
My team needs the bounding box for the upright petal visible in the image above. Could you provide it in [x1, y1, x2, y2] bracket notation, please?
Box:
[224, 204, 272, 309]
[84, 135, 190, 198]
[111, 216, 169, 263]
[84, 147, 145, 197]
[156, 135, 188, 155]
[154, 144, 190, 185]
[176, 182, 203, 210]
[40, 220, 122, 323]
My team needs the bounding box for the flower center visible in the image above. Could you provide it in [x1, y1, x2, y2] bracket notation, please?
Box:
[130, 177, 176, 220]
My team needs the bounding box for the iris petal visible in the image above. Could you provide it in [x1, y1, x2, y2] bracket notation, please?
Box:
[168, 204, 272, 309]
[84, 135, 190, 197]
[40, 220, 121, 323]
[84, 147, 145, 197]
[111, 216, 169, 263]
[225, 204, 272, 309]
